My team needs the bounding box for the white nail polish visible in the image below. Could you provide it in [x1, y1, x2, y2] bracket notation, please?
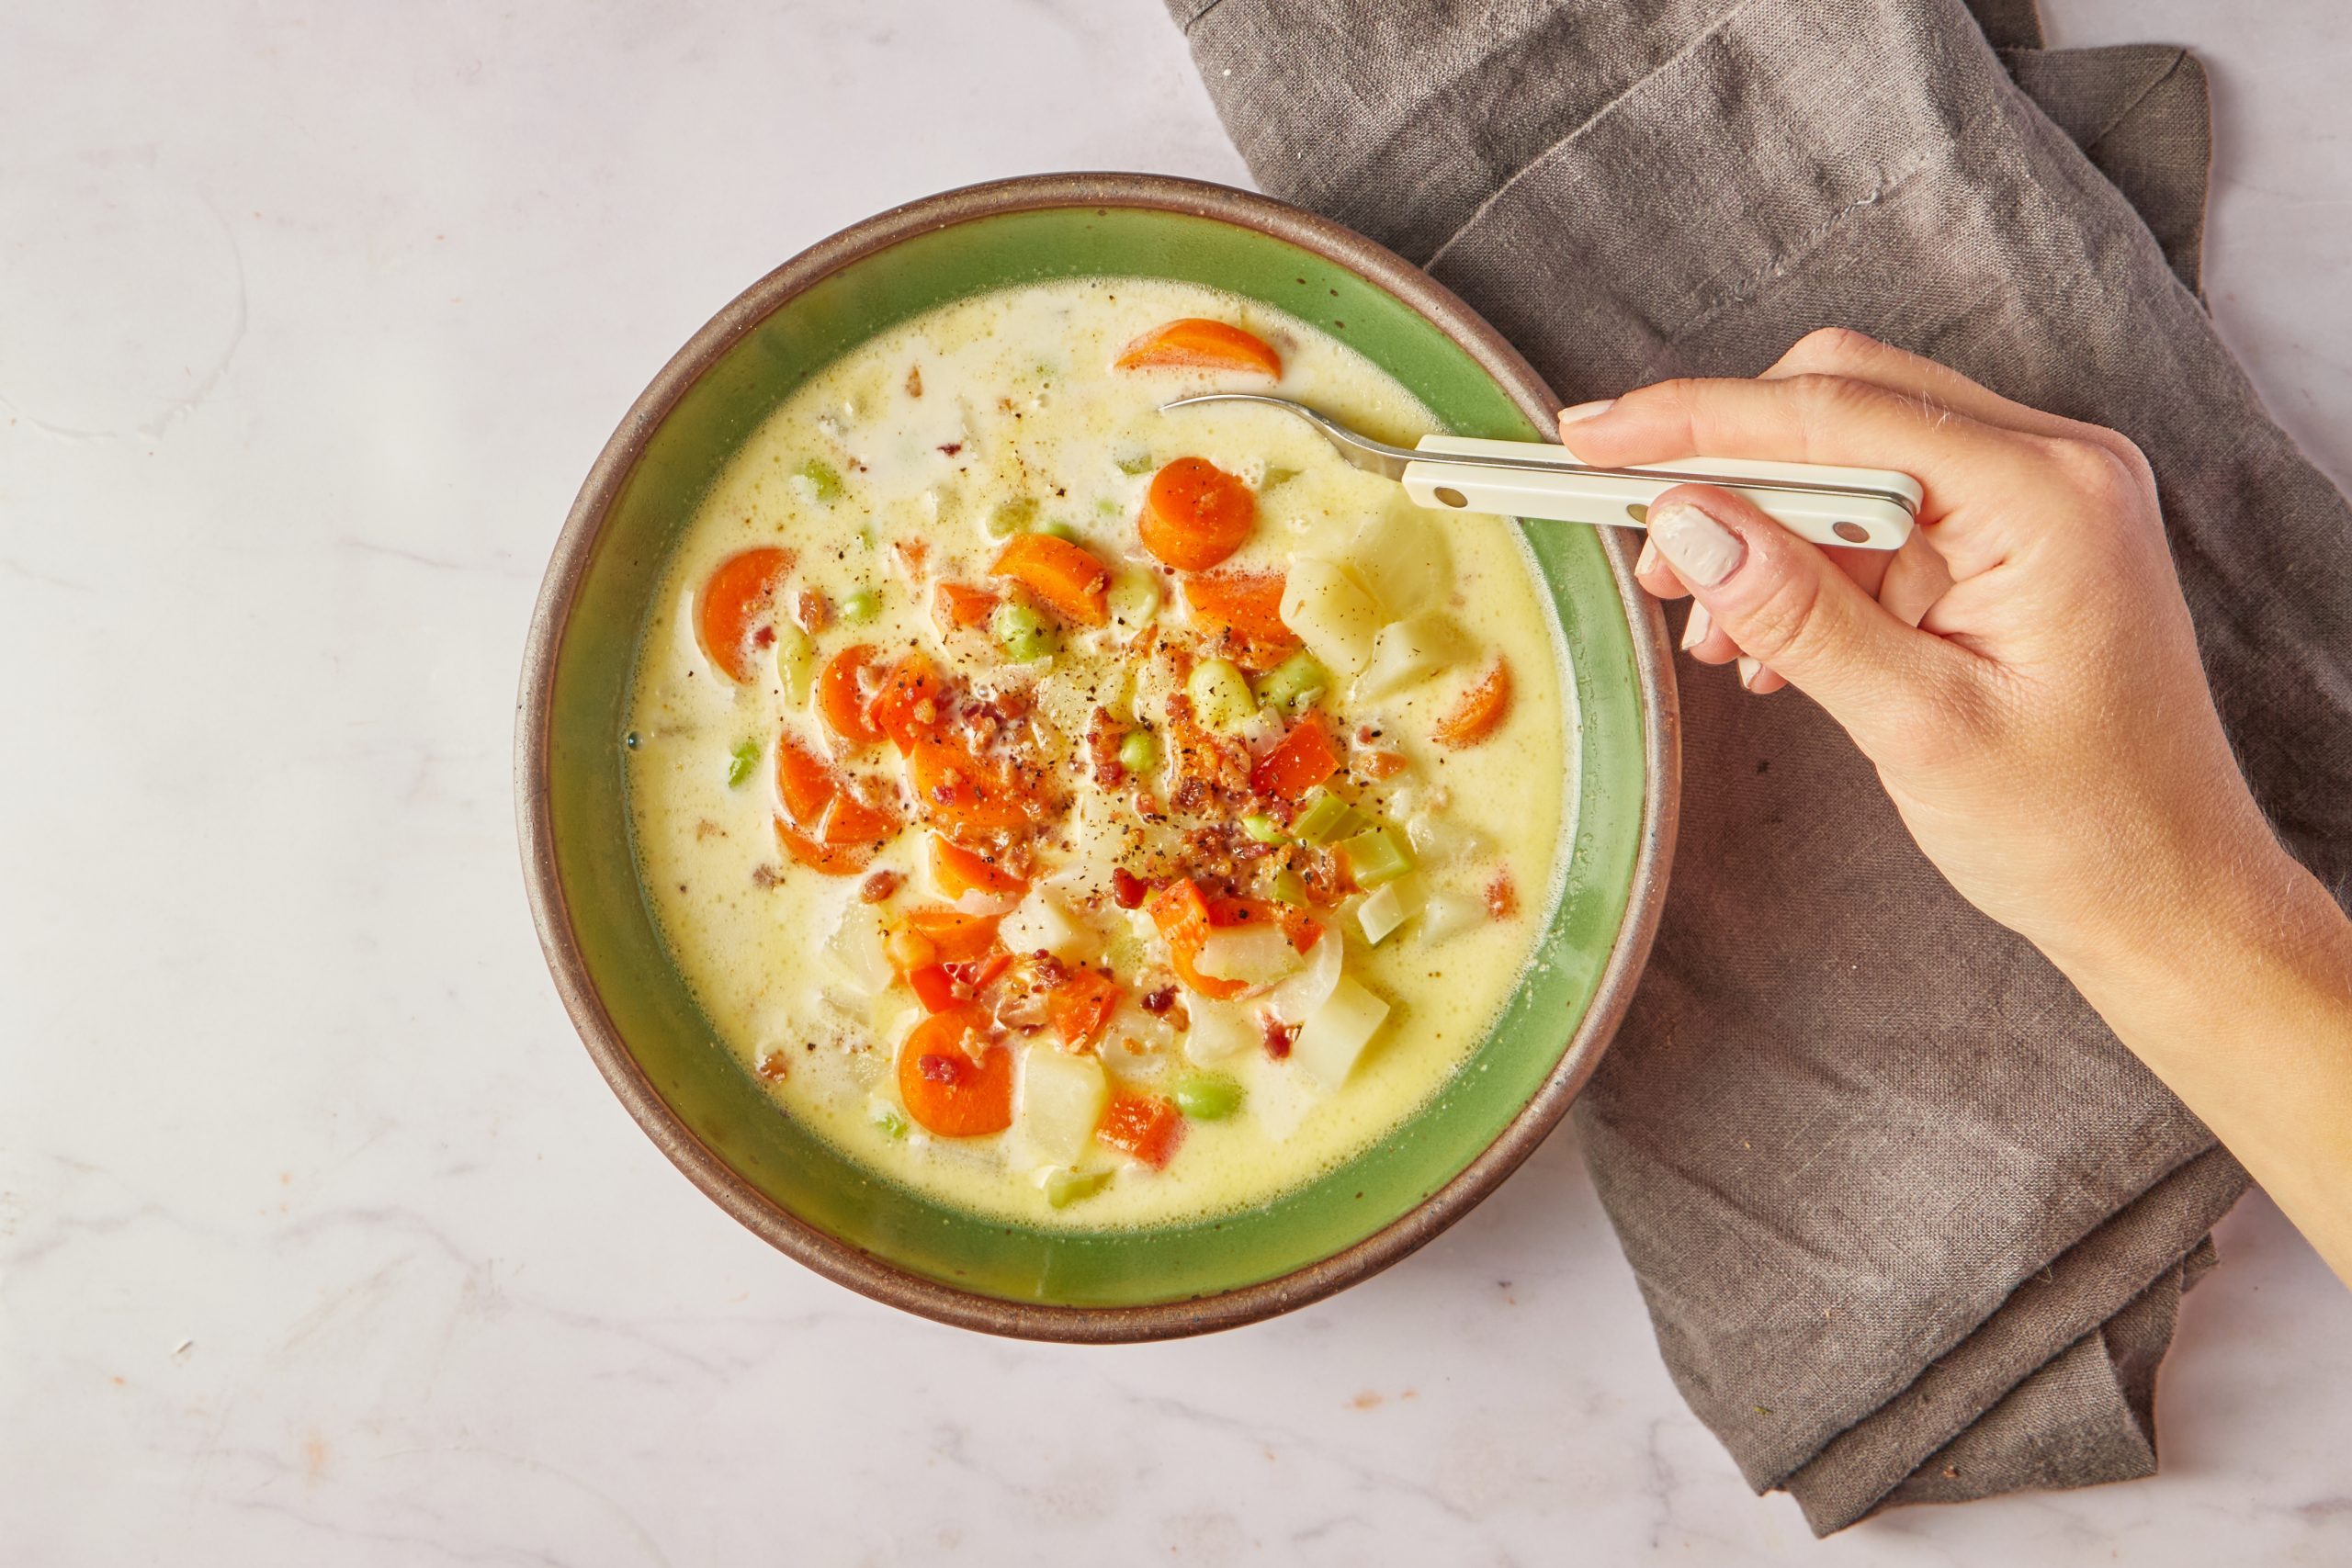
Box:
[1737, 656, 1763, 690]
[1557, 398, 1615, 425]
[1635, 538, 1659, 577]
[1681, 602, 1712, 651]
[1647, 501, 1747, 588]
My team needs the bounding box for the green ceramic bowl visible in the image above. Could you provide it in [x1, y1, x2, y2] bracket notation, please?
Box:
[517, 174, 1677, 1340]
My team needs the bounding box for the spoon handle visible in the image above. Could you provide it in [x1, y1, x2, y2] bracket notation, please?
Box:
[1403, 435, 1918, 551]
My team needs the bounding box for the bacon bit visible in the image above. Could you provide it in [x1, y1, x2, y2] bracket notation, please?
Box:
[906, 365, 923, 399]
[917, 1053, 968, 1085]
[796, 589, 833, 634]
[1087, 706, 1130, 789]
[756, 1051, 791, 1081]
[1110, 866, 1148, 909]
[1140, 986, 1176, 1015]
[750, 863, 782, 888]
[1486, 870, 1519, 919]
[857, 869, 901, 904]
[1261, 1016, 1296, 1060]
[937, 441, 962, 457]
[753, 625, 776, 649]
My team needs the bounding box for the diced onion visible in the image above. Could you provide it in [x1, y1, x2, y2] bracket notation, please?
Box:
[1193, 925, 1301, 988]
[1293, 975, 1391, 1089]
[824, 902, 893, 994]
[1417, 887, 1487, 947]
[1265, 927, 1342, 1025]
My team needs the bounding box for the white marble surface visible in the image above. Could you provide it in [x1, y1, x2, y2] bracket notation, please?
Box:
[5, 3, 2347, 1562]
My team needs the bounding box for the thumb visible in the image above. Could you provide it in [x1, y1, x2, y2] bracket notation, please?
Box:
[1645, 484, 1964, 755]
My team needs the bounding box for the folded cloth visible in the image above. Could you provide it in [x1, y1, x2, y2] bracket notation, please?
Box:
[1167, 0, 2352, 1533]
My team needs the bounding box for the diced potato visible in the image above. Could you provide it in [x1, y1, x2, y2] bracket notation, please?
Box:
[824, 902, 893, 994]
[1293, 975, 1392, 1089]
[1418, 886, 1487, 946]
[1182, 998, 1258, 1066]
[1280, 558, 1383, 677]
[1353, 611, 1470, 701]
[1348, 503, 1451, 618]
[1406, 809, 1490, 864]
[1193, 925, 1300, 987]
[1016, 1045, 1109, 1168]
[999, 890, 1091, 961]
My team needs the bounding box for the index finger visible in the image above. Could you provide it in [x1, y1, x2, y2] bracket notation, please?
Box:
[1558, 372, 2041, 527]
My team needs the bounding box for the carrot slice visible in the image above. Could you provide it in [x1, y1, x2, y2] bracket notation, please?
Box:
[695, 547, 795, 682]
[1433, 657, 1514, 748]
[1097, 1092, 1184, 1168]
[933, 581, 999, 631]
[931, 834, 1029, 900]
[1140, 457, 1256, 571]
[818, 645, 884, 747]
[908, 738, 1039, 837]
[903, 905, 1002, 964]
[774, 733, 840, 828]
[1114, 319, 1282, 378]
[1149, 878, 1249, 1000]
[1250, 714, 1340, 802]
[1047, 970, 1123, 1051]
[869, 650, 948, 750]
[775, 818, 874, 876]
[990, 534, 1110, 627]
[818, 789, 899, 849]
[907, 964, 962, 1014]
[898, 1008, 1013, 1137]
[1182, 570, 1296, 651]
[1207, 895, 1321, 954]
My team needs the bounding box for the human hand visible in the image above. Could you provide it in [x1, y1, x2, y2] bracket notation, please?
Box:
[1562, 328, 2285, 973]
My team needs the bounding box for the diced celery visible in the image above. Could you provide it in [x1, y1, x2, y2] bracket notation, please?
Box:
[1241, 813, 1284, 844]
[1029, 520, 1080, 543]
[795, 457, 844, 502]
[1173, 1073, 1243, 1121]
[986, 496, 1038, 537]
[1119, 728, 1158, 773]
[1266, 869, 1310, 908]
[1339, 825, 1413, 887]
[1291, 787, 1360, 846]
[1260, 466, 1301, 490]
[1187, 658, 1257, 733]
[726, 739, 760, 788]
[869, 1099, 910, 1140]
[1046, 1168, 1113, 1208]
[775, 621, 816, 704]
[1253, 649, 1329, 713]
[992, 601, 1058, 662]
[1114, 451, 1156, 476]
[840, 588, 881, 624]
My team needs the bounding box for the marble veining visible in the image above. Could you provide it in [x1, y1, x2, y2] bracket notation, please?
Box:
[5, 2, 2348, 1562]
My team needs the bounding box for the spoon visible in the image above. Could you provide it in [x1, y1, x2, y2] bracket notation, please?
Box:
[1161, 392, 1920, 551]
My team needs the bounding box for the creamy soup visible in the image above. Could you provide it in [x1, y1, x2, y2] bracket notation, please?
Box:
[626, 278, 1573, 1227]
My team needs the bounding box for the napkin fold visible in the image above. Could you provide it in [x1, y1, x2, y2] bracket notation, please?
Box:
[1166, 0, 2352, 1531]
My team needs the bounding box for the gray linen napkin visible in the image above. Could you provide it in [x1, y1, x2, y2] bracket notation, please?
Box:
[1165, 0, 2352, 1533]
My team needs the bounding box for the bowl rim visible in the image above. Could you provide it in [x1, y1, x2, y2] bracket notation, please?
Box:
[515, 171, 1679, 1342]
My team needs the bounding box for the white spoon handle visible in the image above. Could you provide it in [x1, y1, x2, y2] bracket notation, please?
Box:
[1401, 435, 1919, 552]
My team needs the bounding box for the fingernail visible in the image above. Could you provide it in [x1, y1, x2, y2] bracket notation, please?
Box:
[1680, 601, 1713, 651]
[1737, 656, 1763, 690]
[1635, 538, 1659, 577]
[1557, 399, 1615, 426]
[1647, 499, 1747, 588]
